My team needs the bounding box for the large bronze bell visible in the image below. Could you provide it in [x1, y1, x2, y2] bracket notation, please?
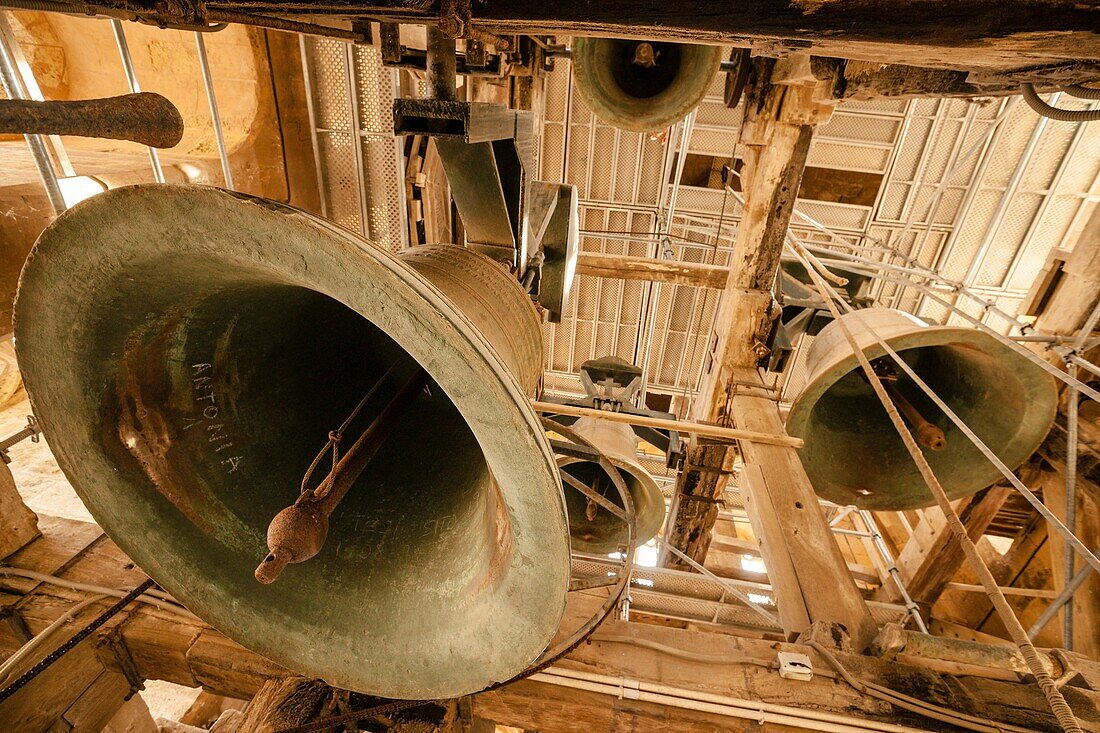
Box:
[558, 416, 666, 554]
[786, 308, 1057, 511]
[571, 37, 723, 133]
[14, 185, 571, 699]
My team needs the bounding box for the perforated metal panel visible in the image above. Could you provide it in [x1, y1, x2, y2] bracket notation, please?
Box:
[304, 36, 405, 252]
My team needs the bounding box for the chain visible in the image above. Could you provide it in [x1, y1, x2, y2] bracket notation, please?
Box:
[0, 577, 155, 703]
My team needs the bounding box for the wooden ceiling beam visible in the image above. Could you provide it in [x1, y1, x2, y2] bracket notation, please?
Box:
[471, 0, 1100, 74]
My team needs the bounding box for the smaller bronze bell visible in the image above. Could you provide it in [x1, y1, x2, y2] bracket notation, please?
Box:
[559, 416, 666, 553]
[786, 309, 1057, 511]
[571, 37, 723, 133]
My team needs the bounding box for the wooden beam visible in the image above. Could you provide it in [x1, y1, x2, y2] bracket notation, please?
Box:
[533, 400, 804, 447]
[575, 252, 728, 289]
[471, 0, 1100, 73]
[661, 56, 875, 650]
[4, 517, 1100, 733]
[902, 485, 1012, 609]
[0, 460, 39, 561]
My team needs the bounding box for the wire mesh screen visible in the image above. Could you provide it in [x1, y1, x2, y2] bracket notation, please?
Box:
[304, 36, 405, 252]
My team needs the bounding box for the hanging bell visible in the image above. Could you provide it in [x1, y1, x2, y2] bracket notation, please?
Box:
[558, 416, 666, 553]
[785, 308, 1057, 511]
[14, 185, 571, 699]
[571, 37, 723, 133]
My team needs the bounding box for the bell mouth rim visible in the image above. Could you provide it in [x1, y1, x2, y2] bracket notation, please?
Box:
[571, 36, 723, 133]
[786, 320, 1057, 510]
[13, 184, 570, 699]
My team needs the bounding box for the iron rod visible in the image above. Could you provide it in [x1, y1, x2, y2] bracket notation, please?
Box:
[110, 19, 165, 183]
[0, 14, 64, 213]
[195, 32, 234, 189]
[1027, 555, 1097, 639]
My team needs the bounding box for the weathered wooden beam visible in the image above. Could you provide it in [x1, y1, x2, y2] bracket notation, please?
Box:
[0, 461, 39, 561]
[471, 0, 1100, 73]
[661, 56, 875, 650]
[4, 517, 1100, 733]
[575, 252, 728, 289]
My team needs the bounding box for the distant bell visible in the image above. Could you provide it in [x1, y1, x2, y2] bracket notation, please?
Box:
[785, 308, 1057, 511]
[14, 185, 571, 699]
[559, 416, 665, 553]
[571, 37, 722, 132]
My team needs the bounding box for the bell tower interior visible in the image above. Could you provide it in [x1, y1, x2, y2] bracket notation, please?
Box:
[0, 3, 1097, 732]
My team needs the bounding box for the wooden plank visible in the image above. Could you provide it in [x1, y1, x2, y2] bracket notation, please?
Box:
[739, 463, 812, 635]
[534, 400, 804, 447]
[727, 367, 877, 651]
[575, 253, 728, 289]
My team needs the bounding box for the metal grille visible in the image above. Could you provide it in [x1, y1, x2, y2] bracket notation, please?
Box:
[303, 36, 405, 252]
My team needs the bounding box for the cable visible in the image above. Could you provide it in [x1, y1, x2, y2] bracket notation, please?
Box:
[0, 594, 107, 685]
[792, 243, 1084, 733]
[0, 578, 154, 703]
[1059, 84, 1100, 101]
[1020, 84, 1100, 122]
[0, 566, 196, 620]
[806, 641, 1040, 733]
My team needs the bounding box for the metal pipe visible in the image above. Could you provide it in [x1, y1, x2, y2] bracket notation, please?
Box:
[425, 26, 456, 101]
[110, 19, 165, 183]
[1027, 554, 1097, 639]
[343, 41, 370, 239]
[0, 13, 64, 213]
[859, 510, 928, 633]
[195, 32, 234, 189]
[298, 33, 328, 218]
[1063, 362, 1078, 649]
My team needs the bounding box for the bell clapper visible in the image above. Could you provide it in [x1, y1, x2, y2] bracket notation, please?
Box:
[869, 360, 947, 453]
[632, 42, 659, 68]
[255, 367, 431, 584]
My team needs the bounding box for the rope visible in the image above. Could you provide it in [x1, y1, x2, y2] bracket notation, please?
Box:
[790, 243, 1083, 733]
[300, 362, 403, 495]
[0, 578, 155, 703]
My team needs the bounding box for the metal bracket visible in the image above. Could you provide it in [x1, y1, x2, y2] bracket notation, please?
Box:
[0, 416, 42, 465]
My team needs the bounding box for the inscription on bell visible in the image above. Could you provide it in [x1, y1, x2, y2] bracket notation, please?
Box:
[183, 362, 242, 473]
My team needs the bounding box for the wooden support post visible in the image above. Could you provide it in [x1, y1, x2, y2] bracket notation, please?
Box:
[661, 57, 876, 650]
[0, 460, 39, 561]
